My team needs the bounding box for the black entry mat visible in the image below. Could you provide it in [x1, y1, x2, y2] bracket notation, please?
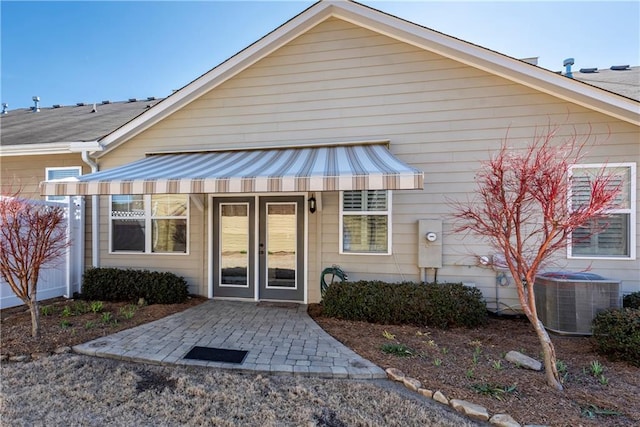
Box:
[183, 346, 248, 364]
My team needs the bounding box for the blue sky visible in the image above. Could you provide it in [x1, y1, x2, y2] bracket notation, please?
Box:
[2, 1, 639, 109]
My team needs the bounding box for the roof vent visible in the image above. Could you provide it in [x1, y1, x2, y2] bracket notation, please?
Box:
[128, 98, 137, 102]
[563, 58, 575, 78]
[520, 57, 539, 66]
[76, 102, 85, 107]
[146, 96, 156, 101]
[1, 103, 8, 114]
[52, 104, 62, 108]
[91, 103, 97, 113]
[579, 67, 598, 73]
[101, 100, 111, 104]
[32, 96, 40, 112]
[611, 65, 630, 71]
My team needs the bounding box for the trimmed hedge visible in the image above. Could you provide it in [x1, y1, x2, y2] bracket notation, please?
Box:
[322, 281, 487, 329]
[592, 308, 640, 367]
[82, 268, 189, 304]
[623, 291, 640, 309]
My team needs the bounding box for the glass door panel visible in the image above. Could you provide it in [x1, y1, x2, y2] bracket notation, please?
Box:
[213, 198, 255, 299]
[220, 203, 249, 287]
[266, 203, 296, 289]
[259, 196, 304, 301]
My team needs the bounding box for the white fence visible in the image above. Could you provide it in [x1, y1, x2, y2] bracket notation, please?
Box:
[0, 197, 84, 309]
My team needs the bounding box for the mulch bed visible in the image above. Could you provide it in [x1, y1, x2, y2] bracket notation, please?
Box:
[310, 307, 640, 427]
[0, 296, 206, 357]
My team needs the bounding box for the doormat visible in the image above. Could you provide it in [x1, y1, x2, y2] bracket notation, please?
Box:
[183, 346, 248, 364]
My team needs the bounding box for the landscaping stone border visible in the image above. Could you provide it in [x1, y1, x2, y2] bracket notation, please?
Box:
[0, 346, 72, 363]
[385, 367, 547, 427]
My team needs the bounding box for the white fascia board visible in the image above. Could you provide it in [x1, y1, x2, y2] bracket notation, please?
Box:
[69, 141, 103, 153]
[334, 1, 640, 126]
[0, 142, 75, 156]
[0, 141, 103, 157]
[96, 1, 335, 158]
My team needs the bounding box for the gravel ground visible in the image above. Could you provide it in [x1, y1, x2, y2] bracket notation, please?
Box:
[1, 354, 479, 426]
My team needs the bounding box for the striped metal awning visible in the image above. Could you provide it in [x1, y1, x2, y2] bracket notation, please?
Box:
[41, 144, 424, 196]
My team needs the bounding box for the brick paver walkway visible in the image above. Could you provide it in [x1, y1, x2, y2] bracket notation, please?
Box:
[73, 300, 385, 379]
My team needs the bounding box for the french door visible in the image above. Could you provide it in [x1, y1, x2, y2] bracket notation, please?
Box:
[213, 196, 304, 301]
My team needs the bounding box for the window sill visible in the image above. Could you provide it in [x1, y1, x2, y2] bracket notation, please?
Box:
[568, 255, 635, 261]
[108, 251, 190, 256]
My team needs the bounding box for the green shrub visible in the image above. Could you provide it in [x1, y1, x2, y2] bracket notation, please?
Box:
[592, 308, 640, 367]
[381, 343, 413, 357]
[322, 281, 487, 328]
[82, 268, 188, 304]
[623, 291, 640, 309]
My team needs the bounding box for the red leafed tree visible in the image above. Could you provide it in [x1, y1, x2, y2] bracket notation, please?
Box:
[454, 126, 621, 390]
[0, 192, 69, 338]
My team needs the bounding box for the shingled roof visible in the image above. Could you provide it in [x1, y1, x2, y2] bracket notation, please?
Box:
[572, 66, 640, 101]
[0, 98, 163, 146]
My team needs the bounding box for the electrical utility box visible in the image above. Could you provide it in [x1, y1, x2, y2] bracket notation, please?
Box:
[418, 219, 442, 268]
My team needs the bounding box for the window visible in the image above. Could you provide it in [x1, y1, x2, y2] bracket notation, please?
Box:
[569, 163, 636, 259]
[45, 167, 82, 201]
[110, 195, 188, 254]
[340, 190, 391, 254]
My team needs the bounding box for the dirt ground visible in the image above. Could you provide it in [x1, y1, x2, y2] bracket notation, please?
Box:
[310, 306, 640, 427]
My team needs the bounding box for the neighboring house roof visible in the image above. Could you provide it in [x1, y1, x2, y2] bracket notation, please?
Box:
[0, 98, 162, 155]
[571, 66, 640, 102]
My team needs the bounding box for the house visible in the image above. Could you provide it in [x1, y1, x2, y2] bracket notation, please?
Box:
[1, 98, 162, 198]
[571, 65, 640, 101]
[2, 0, 638, 310]
[1, 98, 163, 274]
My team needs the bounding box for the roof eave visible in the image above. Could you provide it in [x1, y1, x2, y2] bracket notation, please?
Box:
[333, 1, 640, 126]
[0, 140, 103, 157]
[95, 0, 335, 158]
[95, 0, 639, 158]
[0, 142, 77, 157]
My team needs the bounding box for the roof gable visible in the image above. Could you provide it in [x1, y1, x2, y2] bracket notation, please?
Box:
[96, 0, 639, 157]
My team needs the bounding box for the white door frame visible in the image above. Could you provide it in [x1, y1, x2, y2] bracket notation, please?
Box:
[207, 192, 309, 303]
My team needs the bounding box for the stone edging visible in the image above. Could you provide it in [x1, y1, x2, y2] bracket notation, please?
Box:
[386, 367, 547, 427]
[0, 346, 72, 363]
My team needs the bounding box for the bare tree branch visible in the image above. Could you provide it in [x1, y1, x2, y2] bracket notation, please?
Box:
[0, 190, 70, 338]
[452, 124, 621, 390]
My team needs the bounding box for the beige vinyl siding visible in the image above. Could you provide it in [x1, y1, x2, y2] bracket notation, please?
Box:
[96, 195, 208, 296]
[98, 17, 639, 303]
[0, 154, 98, 276]
[308, 205, 320, 303]
[0, 153, 88, 199]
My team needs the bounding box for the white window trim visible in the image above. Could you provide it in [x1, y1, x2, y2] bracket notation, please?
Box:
[45, 166, 82, 201]
[339, 190, 392, 255]
[568, 162, 636, 260]
[109, 195, 190, 255]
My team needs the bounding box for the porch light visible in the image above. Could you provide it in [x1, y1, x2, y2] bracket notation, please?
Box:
[308, 195, 317, 213]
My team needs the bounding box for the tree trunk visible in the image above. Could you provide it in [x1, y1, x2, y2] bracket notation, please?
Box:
[27, 296, 40, 338]
[533, 318, 563, 390]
